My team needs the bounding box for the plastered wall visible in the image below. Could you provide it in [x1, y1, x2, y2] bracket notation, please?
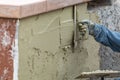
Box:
[19, 3, 100, 80]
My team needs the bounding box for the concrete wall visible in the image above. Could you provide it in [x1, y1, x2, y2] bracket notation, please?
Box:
[19, 3, 100, 80]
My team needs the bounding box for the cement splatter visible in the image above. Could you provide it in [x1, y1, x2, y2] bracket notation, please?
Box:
[2, 31, 11, 47]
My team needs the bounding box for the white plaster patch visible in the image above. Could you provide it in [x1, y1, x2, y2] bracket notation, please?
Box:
[3, 68, 8, 75]
[2, 31, 11, 47]
[11, 20, 19, 80]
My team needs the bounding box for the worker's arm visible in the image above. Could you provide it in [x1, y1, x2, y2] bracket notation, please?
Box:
[80, 20, 120, 52]
[94, 24, 120, 52]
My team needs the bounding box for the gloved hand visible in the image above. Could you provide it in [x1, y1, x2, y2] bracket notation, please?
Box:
[79, 20, 95, 36]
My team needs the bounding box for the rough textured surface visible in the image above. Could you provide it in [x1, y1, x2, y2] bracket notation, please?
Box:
[0, 19, 17, 80]
[92, 0, 120, 71]
[19, 3, 100, 80]
[89, 0, 120, 79]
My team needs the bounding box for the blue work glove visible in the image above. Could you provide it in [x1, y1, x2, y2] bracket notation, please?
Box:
[79, 20, 95, 36]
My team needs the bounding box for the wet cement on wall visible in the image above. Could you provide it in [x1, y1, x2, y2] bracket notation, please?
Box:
[19, 3, 100, 80]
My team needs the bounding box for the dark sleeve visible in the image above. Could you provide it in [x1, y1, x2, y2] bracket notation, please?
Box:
[94, 24, 120, 52]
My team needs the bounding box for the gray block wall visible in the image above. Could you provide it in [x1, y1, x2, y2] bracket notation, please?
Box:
[97, 0, 120, 70]
[89, 0, 120, 79]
